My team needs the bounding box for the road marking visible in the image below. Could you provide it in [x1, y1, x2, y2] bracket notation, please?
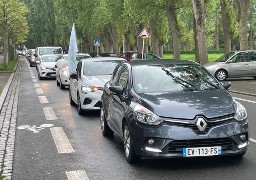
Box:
[50, 127, 75, 154]
[43, 107, 57, 120]
[17, 124, 54, 133]
[250, 138, 256, 143]
[234, 97, 256, 104]
[66, 170, 89, 180]
[31, 75, 36, 79]
[34, 83, 40, 88]
[38, 96, 49, 104]
[36, 88, 43, 94]
[32, 79, 37, 83]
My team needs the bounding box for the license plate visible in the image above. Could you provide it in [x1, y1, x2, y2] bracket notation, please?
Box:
[182, 146, 221, 157]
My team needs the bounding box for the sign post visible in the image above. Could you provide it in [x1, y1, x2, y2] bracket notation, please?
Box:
[138, 28, 150, 59]
[94, 39, 100, 56]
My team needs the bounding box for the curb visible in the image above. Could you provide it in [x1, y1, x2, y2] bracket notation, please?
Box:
[229, 90, 256, 97]
[0, 60, 19, 111]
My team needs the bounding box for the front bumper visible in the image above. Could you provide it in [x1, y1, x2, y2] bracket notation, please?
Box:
[80, 90, 103, 110]
[130, 120, 248, 158]
[39, 69, 56, 78]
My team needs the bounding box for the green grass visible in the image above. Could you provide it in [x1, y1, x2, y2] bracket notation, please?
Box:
[0, 59, 18, 71]
[163, 53, 224, 62]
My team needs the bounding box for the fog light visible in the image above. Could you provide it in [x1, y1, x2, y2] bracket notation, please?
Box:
[239, 134, 247, 142]
[148, 139, 154, 145]
[145, 147, 162, 153]
[238, 142, 247, 149]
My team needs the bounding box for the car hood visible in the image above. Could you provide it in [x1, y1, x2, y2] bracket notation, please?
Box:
[41, 62, 56, 68]
[135, 90, 235, 119]
[83, 75, 111, 87]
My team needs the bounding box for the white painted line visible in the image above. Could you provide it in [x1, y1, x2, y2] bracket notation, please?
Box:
[32, 79, 37, 83]
[234, 97, 256, 104]
[36, 88, 43, 94]
[34, 83, 40, 88]
[43, 107, 57, 120]
[250, 138, 256, 143]
[66, 170, 89, 180]
[50, 127, 75, 154]
[38, 96, 49, 104]
[31, 75, 36, 79]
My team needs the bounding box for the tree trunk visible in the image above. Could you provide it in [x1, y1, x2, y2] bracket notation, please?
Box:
[192, 0, 208, 64]
[215, 9, 219, 50]
[108, 24, 119, 54]
[149, 18, 160, 56]
[166, 2, 180, 60]
[135, 24, 144, 52]
[193, 17, 200, 63]
[234, 0, 250, 50]
[220, 0, 232, 53]
[249, 27, 253, 50]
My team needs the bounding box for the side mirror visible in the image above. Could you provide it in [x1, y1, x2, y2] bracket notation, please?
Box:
[70, 73, 78, 80]
[109, 85, 123, 96]
[221, 81, 231, 90]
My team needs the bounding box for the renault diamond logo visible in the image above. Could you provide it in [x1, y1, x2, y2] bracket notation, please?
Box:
[196, 117, 207, 132]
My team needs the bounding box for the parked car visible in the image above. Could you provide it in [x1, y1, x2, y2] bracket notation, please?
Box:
[99, 53, 117, 57]
[204, 50, 256, 81]
[55, 53, 91, 89]
[100, 60, 248, 163]
[28, 49, 36, 67]
[69, 57, 124, 115]
[119, 51, 161, 61]
[118, 51, 139, 61]
[37, 54, 62, 80]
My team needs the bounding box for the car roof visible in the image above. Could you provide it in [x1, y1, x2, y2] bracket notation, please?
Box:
[124, 59, 198, 67]
[89, 57, 124, 61]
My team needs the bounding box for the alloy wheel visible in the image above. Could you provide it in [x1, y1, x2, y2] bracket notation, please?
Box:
[216, 70, 227, 81]
[124, 126, 131, 158]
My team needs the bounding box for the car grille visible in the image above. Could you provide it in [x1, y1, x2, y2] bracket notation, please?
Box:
[164, 114, 234, 134]
[167, 138, 235, 153]
[46, 72, 56, 77]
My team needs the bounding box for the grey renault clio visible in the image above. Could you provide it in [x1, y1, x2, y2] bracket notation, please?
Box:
[100, 60, 249, 163]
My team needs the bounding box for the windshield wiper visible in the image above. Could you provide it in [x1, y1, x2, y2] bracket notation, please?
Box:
[183, 67, 220, 89]
[162, 68, 198, 91]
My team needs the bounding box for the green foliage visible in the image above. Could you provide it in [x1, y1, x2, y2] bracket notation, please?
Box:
[163, 52, 223, 62]
[0, 59, 18, 71]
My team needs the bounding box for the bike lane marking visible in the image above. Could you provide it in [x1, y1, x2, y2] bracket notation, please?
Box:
[43, 107, 57, 120]
[50, 127, 75, 154]
[36, 87, 43, 94]
[66, 170, 89, 180]
[38, 96, 49, 104]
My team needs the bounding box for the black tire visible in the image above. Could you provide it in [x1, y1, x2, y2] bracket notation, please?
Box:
[56, 79, 60, 86]
[77, 93, 84, 115]
[123, 122, 140, 163]
[69, 90, 76, 106]
[38, 73, 42, 80]
[253, 77, 256, 79]
[100, 107, 114, 137]
[60, 81, 65, 89]
[215, 69, 227, 81]
[30, 63, 32, 67]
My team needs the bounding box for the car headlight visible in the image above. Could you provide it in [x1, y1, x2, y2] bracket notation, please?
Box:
[81, 83, 98, 94]
[63, 67, 69, 76]
[40, 66, 46, 70]
[234, 101, 247, 121]
[134, 104, 163, 125]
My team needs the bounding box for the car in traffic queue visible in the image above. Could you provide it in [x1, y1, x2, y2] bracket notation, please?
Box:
[55, 53, 92, 89]
[204, 50, 256, 81]
[28, 49, 36, 67]
[36, 54, 63, 80]
[100, 60, 249, 163]
[69, 57, 125, 115]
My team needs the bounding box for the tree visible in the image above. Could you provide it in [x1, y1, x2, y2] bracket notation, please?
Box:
[192, 0, 208, 64]
[0, 0, 28, 67]
[234, 0, 251, 50]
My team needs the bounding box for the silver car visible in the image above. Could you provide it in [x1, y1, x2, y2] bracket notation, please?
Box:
[204, 50, 256, 81]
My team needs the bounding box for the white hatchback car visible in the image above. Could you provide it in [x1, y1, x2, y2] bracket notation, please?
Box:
[55, 53, 91, 89]
[69, 57, 124, 115]
[37, 54, 62, 80]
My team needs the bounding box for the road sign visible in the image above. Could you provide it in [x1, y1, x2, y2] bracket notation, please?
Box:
[138, 28, 150, 38]
[94, 39, 101, 46]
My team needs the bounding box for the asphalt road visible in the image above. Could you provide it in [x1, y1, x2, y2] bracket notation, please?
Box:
[12, 57, 256, 180]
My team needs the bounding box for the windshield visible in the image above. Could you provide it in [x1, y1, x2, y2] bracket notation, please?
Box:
[39, 47, 63, 55]
[41, 55, 60, 62]
[133, 65, 220, 93]
[214, 52, 235, 62]
[83, 61, 119, 76]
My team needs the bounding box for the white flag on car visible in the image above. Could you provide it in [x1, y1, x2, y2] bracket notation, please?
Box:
[68, 23, 78, 74]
